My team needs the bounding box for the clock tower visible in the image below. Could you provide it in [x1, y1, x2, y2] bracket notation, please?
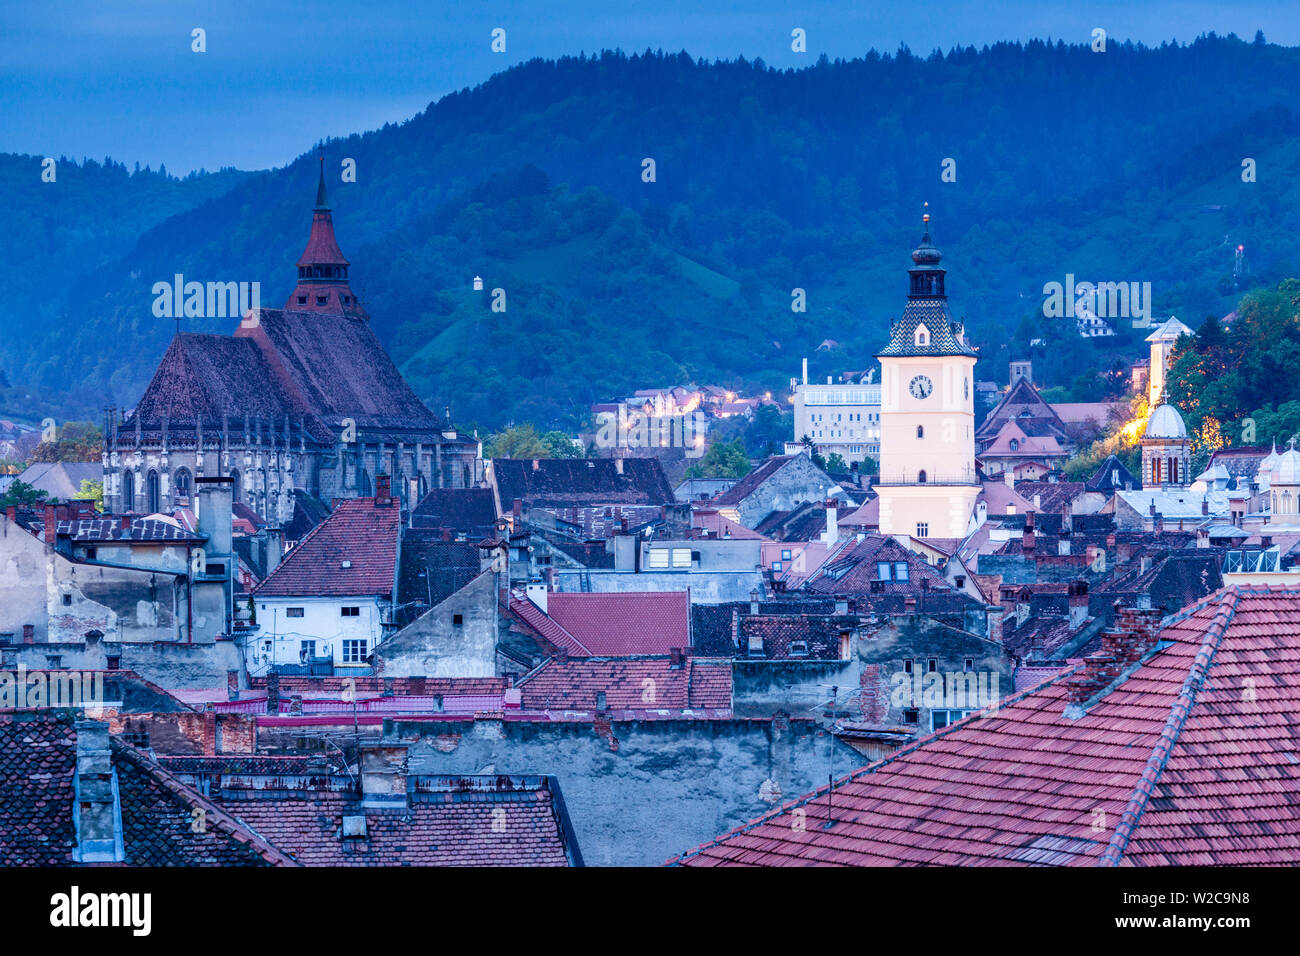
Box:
[874, 210, 980, 543]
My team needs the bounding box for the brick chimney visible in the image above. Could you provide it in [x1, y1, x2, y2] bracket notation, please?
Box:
[72, 719, 122, 862]
[43, 505, 57, 545]
[1064, 604, 1163, 718]
[375, 474, 392, 505]
[1022, 511, 1035, 551]
[120, 514, 131, 532]
[1068, 581, 1089, 628]
[669, 647, 685, 669]
[359, 741, 409, 809]
[5, 505, 15, 523]
[226, 669, 240, 702]
[265, 670, 281, 714]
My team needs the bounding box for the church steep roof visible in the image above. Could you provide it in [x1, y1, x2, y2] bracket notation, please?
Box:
[875, 300, 977, 358]
[975, 378, 1069, 445]
[237, 309, 442, 435]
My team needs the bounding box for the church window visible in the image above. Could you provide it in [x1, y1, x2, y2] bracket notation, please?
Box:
[916, 522, 929, 537]
[174, 468, 192, 503]
[146, 470, 160, 513]
[122, 471, 135, 509]
[298, 295, 307, 305]
[918, 470, 927, 483]
[916, 425, 924, 439]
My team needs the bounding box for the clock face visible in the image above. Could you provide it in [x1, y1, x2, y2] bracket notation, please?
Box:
[909, 375, 934, 400]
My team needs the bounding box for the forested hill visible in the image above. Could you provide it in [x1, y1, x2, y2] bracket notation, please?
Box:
[4, 33, 1300, 429]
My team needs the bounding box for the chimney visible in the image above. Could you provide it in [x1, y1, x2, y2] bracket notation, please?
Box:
[375, 474, 391, 502]
[1022, 511, 1035, 551]
[359, 741, 409, 809]
[512, 498, 523, 519]
[1064, 651, 1119, 710]
[265, 527, 283, 574]
[72, 719, 122, 862]
[226, 669, 239, 702]
[120, 514, 131, 531]
[1068, 581, 1089, 628]
[1106, 604, 1164, 665]
[904, 596, 917, 613]
[22, 624, 34, 644]
[43, 504, 57, 545]
[266, 670, 280, 713]
[669, 647, 685, 669]
[1201, 497, 1209, 516]
[1033, 493, 1041, 510]
[1003, 471, 1014, 489]
[1058, 529, 1071, 556]
[5, 505, 15, 523]
[987, 605, 1005, 644]
[822, 497, 838, 544]
[195, 476, 234, 558]
[525, 581, 548, 614]
[614, 458, 624, 475]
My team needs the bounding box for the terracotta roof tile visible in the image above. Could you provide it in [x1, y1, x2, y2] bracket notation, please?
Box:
[254, 497, 400, 597]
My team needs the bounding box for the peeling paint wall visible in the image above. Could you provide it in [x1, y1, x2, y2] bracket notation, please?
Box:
[398, 716, 857, 866]
[376, 570, 497, 677]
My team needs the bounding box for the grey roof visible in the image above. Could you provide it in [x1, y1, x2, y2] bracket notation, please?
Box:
[876, 299, 976, 358]
[18, 462, 102, 501]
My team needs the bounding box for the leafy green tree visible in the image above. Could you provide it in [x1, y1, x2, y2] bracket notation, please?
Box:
[0, 479, 48, 509]
[74, 478, 103, 511]
[484, 424, 548, 459]
[685, 438, 752, 478]
[29, 421, 103, 463]
[825, 453, 847, 473]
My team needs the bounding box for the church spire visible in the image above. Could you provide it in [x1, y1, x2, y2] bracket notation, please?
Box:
[908, 202, 945, 298]
[286, 149, 365, 318]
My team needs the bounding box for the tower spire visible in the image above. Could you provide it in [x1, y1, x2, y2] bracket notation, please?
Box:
[285, 150, 364, 318]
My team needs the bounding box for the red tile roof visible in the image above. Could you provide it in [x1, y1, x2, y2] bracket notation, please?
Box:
[511, 591, 691, 657]
[671, 585, 1300, 867]
[518, 656, 732, 712]
[254, 497, 400, 597]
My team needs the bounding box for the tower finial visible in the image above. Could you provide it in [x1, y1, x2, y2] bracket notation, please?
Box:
[923, 200, 930, 226]
[315, 143, 328, 210]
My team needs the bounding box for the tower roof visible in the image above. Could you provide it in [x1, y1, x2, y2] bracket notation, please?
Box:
[1143, 402, 1188, 441]
[877, 208, 976, 359]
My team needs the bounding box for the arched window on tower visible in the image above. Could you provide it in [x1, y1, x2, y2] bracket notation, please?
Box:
[122, 471, 135, 511]
[916, 425, 924, 439]
[174, 468, 192, 504]
[914, 325, 929, 347]
[146, 470, 160, 513]
[1283, 491, 1294, 514]
[918, 470, 927, 484]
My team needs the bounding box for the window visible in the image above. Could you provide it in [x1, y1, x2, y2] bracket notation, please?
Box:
[903, 659, 914, 675]
[916, 522, 929, 537]
[106, 656, 121, 671]
[927, 658, 938, 673]
[146, 469, 161, 513]
[341, 606, 360, 617]
[299, 640, 316, 662]
[46, 656, 62, 668]
[903, 708, 919, 724]
[916, 425, 924, 439]
[342, 639, 367, 663]
[771, 561, 782, 572]
[671, 547, 692, 568]
[286, 607, 305, 618]
[452, 614, 463, 627]
[316, 295, 328, 306]
[894, 562, 909, 581]
[917, 469, 927, 483]
[789, 641, 809, 657]
[122, 470, 135, 508]
[955, 575, 966, 588]
[62, 594, 71, 606]
[1009, 438, 1020, 452]
[648, 549, 670, 569]
[174, 468, 192, 502]
[964, 658, 974, 673]
[876, 562, 892, 581]
[931, 709, 972, 732]
[298, 295, 307, 305]
[781, 549, 792, 561]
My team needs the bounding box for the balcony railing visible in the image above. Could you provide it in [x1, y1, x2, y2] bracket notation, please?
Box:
[873, 468, 978, 487]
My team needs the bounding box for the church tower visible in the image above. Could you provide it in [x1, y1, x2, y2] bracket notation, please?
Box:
[874, 210, 980, 543]
[285, 156, 367, 318]
[1141, 402, 1190, 487]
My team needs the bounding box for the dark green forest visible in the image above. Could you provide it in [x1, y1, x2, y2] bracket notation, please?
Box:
[2, 33, 1299, 431]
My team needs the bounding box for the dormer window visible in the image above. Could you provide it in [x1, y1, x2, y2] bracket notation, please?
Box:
[1009, 438, 1020, 451]
[316, 295, 328, 305]
[914, 324, 930, 347]
[298, 295, 307, 305]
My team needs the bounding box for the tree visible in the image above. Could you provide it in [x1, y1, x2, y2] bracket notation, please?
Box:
[74, 479, 103, 511]
[29, 421, 103, 463]
[0, 479, 48, 509]
[484, 424, 548, 459]
[539, 430, 581, 458]
[685, 438, 751, 478]
[825, 453, 847, 473]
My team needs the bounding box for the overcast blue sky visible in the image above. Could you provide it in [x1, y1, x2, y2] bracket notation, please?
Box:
[2, 0, 1294, 174]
